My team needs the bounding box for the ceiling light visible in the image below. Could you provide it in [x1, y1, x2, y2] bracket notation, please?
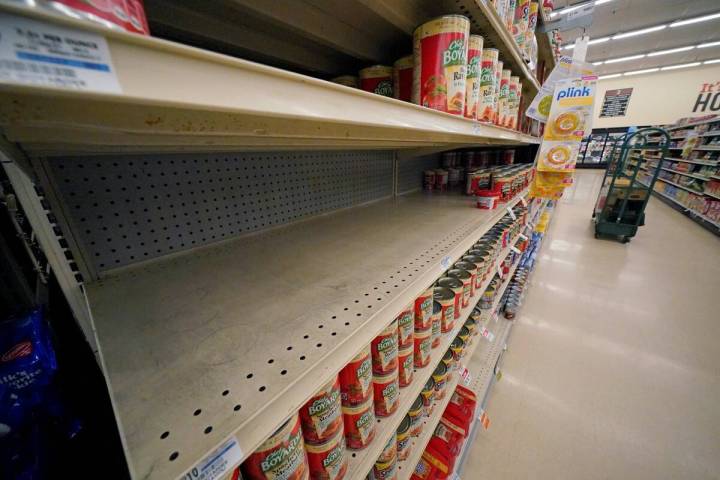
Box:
[550, 0, 614, 17]
[592, 61, 604, 65]
[670, 12, 720, 28]
[605, 54, 646, 64]
[598, 73, 622, 80]
[612, 25, 667, 40]
[624, 68, 660, 76]
[563, 36, 610, 50]
[698, 41, 720, 49]
[647, 46, 695, 57]
[704, 59, 720, 64]
[661, 62, 701, 70]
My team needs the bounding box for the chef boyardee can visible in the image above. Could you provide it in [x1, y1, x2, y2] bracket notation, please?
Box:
[342, 394, 376, 450]
[242, 414, 309, 480]
[360, 65, 393, 97]
[433, 286, 456, 333]
[393, 55, 414, 102]
[414, 286, 434, 330]
[478, 48, 498, 122]
[413, 15, 470, 115]
[437, 276, 463, 319]
[397, 305, 414, 349]
[396, 415, 412, 461]
[300, 376, 343, 445]
[305, 427, 348, 480]
[464, 34, 484, 119]
[447, 268, 471, 309]
[339, 346, 372, 406]
[455, 260, 478, 297]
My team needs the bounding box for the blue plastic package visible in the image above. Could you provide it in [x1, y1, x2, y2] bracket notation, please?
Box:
[0, 310, 57, 395]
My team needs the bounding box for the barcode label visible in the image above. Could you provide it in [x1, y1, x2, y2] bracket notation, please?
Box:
[0, 59, 77, 78]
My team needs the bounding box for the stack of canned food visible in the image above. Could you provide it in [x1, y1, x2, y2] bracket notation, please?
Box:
[241, 205, 527, 480]
[331, 14, 526, 131]
[423, 162, 533, 209]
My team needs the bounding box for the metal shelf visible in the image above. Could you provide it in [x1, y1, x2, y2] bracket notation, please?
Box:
[667, 118, 720, 131]
[83, 188, 528, 480]
[396, 233, 527, 479]
[346, 228, 524, 479]
[705, 190, 720, 200]
[655, 177, 704, 195]
[665, 157, 717, 166]
[701, 131, 720, 137]
[394, 303, 490, 480]
[647, 186, 720, 228]
[694, 145, 720, 151]
[660, 168, 710, 182]
[466, 0, 541, 92]
[0, 3, 539, 156]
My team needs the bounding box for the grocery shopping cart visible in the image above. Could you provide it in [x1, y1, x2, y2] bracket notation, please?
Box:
[592, 127, 670, 243]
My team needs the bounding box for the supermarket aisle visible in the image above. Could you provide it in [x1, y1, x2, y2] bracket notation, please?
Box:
[464, 170, 720, 479]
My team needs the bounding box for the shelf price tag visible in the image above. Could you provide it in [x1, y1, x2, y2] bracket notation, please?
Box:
[481, 327, 494, 341]
[441, 255, 452, 269]
[478, 410, 491, 430]
[518, 233, 528, 241]
[459, 365, 472, 386]
[182, 437, 243, 480]
[510, 246, 521, 254]
[506, 206, 517, 220]
[0, 13, 122, 93]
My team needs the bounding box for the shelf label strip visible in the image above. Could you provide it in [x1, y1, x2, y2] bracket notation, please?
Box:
[182, 437, 243, 480]
[0, 13, 122, 93]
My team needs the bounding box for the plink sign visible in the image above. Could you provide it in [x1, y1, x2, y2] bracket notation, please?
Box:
[693, 82, 720, 112]
[557, 86, 592, 100]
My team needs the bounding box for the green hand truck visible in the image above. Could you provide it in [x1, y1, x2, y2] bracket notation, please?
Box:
[592, 127, 670, 243]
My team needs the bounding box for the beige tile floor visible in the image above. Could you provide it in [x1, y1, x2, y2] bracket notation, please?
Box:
[462, 170, 720, 480]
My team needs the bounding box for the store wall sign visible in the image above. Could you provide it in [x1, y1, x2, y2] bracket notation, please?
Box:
[599, 88, 633, 117]
[693, 81, 720, 112]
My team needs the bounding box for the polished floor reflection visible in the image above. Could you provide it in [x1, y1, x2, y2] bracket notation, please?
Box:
[463, 170, 720, 479]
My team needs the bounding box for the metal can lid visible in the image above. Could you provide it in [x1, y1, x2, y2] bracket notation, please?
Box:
[433, 285, 457, 300]
[454, 261, 477, 272]
[433, 361, 447, 376]
[397, 414, 411, 435]
[447, 268, 470, 281]
[437, 276, 463, 289]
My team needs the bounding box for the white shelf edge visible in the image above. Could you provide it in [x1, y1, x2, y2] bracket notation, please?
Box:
[394, 228, 530, 479]
[348, 228, 526, 479]
[0, 3, 540, 154]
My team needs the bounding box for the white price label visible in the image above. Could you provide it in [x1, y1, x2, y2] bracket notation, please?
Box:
[182, 437, 243, 480]
[510, 246, 521, 254]
[506, 207, 517, 220]
[441, 255, 452, 269]
[518, 233, 528, 241]
[481, 327, 491, 340]
[520, 197, 527, 207]
[0, 13, 121, 93]
[459, 365, 472, 386]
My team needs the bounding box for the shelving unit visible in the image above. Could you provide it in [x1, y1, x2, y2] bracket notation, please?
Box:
[0, 3, 540, 156]
[452, 201, 553, 477]
[348, 221, 527, 480]
[399, 199, 548, 479]
[630, 121, 720, 234]
[396, 232, 525, 480]
[0, 1, 554, 479]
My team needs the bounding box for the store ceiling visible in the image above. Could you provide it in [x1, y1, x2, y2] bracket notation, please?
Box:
[557, 0, 720, 75]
